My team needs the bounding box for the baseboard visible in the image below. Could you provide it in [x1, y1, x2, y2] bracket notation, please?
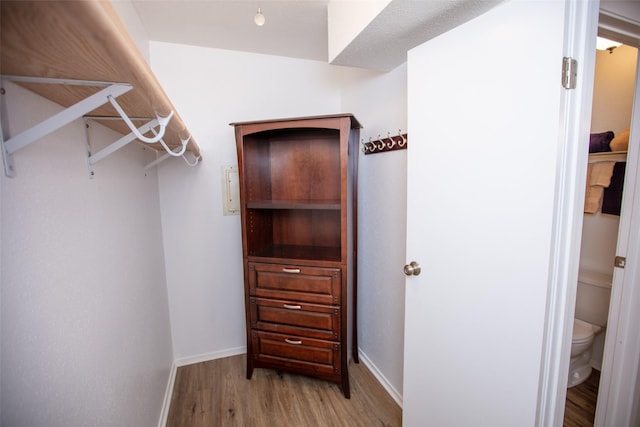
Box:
[157, 346, 247, 427]
[174, 346, 247, 367]
[158, 346, 400, 426]
[157, 360, 178, 427]
[357, 349, 403, 408]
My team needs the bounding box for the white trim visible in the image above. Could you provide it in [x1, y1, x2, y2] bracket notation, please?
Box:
[357, 349, 403, 408]
[157, 347, 402, 425]
[157, 347, 246, 427]
[157, 361, 178, 427]
[174, 346, 246, 367]
[537, 0, 600, 425]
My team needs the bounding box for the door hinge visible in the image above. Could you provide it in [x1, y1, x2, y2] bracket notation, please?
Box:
[562, 57, 577, 89]
[614, 256, 626, 269]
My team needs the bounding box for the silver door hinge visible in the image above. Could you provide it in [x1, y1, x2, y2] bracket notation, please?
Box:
[562, 57, 577, 89]
[614, 256, 626, 269]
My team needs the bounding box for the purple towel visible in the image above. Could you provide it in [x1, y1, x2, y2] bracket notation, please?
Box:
[589, 131, 614, 153]
[602, 162, 626, 216]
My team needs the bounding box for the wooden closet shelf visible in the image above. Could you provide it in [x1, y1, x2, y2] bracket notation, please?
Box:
[0, 0, 201, 160]
[247, 200, 341, 210]
[248, 244, 343, 263]
[588, 151, 627, 163]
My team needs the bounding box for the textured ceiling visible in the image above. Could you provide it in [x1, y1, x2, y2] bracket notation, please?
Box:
[331, 0, 502, 71]
[132, 0, 330, 62]
[131, 0, 503, 71]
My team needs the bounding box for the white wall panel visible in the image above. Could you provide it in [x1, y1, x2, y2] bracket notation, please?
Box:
[0, 82, 173, 426]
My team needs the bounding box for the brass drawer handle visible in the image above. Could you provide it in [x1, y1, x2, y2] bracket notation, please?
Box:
[283, 304, 302, 310]
[282, 268, 301, 273]
[285, 338, 302, 345]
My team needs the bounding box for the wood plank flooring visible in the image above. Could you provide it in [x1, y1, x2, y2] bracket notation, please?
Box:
[167, 354, 599, 426]
[564, 369, 600, 427]
[166, 354, 402, 427]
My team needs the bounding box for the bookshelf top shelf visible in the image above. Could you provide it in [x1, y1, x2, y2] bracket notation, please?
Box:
[247, 200, 341, 210]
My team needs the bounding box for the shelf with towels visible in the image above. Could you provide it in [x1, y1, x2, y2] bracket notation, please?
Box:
[588, 151, 627, 163]
[585, 151, 627, 215]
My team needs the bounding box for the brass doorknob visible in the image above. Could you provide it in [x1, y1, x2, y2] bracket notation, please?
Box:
[404, 261, 421, 276]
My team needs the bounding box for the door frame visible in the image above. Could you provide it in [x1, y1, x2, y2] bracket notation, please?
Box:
[595, 36, 640, 426]
[536, 0, 598, 425]
[538, 1, 640, 425]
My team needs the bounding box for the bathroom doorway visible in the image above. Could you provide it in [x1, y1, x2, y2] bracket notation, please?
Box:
[564, 37, 638, 426]
[592, 10, 640, 423]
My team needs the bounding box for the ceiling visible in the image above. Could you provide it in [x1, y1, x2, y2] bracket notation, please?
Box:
[131, 0, 331, 62]
[129, 0, 503, 71]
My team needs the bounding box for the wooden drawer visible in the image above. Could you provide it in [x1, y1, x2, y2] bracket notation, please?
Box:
[251, 331, 340, 379]
[248, 262, 341, 305]
[250, 297, 340, 341]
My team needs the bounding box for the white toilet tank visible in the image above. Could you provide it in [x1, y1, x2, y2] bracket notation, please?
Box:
[575, 270, 613, 327]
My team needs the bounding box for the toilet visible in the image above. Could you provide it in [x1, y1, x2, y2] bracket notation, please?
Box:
[569, 270, 612, 388]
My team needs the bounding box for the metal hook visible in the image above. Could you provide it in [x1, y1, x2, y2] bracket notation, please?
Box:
[182, 152, 201, 167]
[386, 132, 396, 149]
[108, 95, 174, 144]
[361, 138, 369, 153]
[398, 130, 407, 147]
[367, 137, 374, 153]
[150, 128, 190, 157]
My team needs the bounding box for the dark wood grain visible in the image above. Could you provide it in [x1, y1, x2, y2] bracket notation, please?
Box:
[564, 369, 599, 426]
[233, 115, 360, 398]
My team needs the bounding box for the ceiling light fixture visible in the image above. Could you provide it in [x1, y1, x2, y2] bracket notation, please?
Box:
[254, 7, 265, 26]
[596, 36, 622, 53]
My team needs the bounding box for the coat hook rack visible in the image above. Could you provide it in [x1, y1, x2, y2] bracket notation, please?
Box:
[361, 129, 408, 155]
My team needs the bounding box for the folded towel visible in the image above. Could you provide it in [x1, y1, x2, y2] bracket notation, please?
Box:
[584, 161, 616, 214]
[610, 128, 630, 152]
[584, 185, 604, 213]
[589, 131, 614, 153]
[589, 161, 616, 187]
[602, 162, 626, 215]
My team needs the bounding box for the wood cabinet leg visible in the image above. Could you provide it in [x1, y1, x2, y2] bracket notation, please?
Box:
[341, 371, 351, 399]
[246, 357, 254, 380]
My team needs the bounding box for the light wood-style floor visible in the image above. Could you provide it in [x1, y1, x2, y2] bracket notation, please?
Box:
[167, 354, 402, 427]
[564, 369, 600, 427]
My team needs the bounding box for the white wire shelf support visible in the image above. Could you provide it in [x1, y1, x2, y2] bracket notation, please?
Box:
[0, 75, 133, 177]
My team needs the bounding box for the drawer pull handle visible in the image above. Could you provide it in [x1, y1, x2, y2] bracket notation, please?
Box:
[283, 304, 302, 310]
[285, 338, 302, 345]
[282, 268, 301, 273]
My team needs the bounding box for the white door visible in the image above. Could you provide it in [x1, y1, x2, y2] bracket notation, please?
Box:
[403, 0, 597, 425]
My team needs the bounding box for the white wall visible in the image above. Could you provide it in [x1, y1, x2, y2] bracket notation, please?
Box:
[591, 45, 637, 135]
[0, 82, 173, 426]
[149, 42, 409, 400]
[150, 42, 344, 361]
[340, 63, 408, 403]
[110, 0, 151, 62]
